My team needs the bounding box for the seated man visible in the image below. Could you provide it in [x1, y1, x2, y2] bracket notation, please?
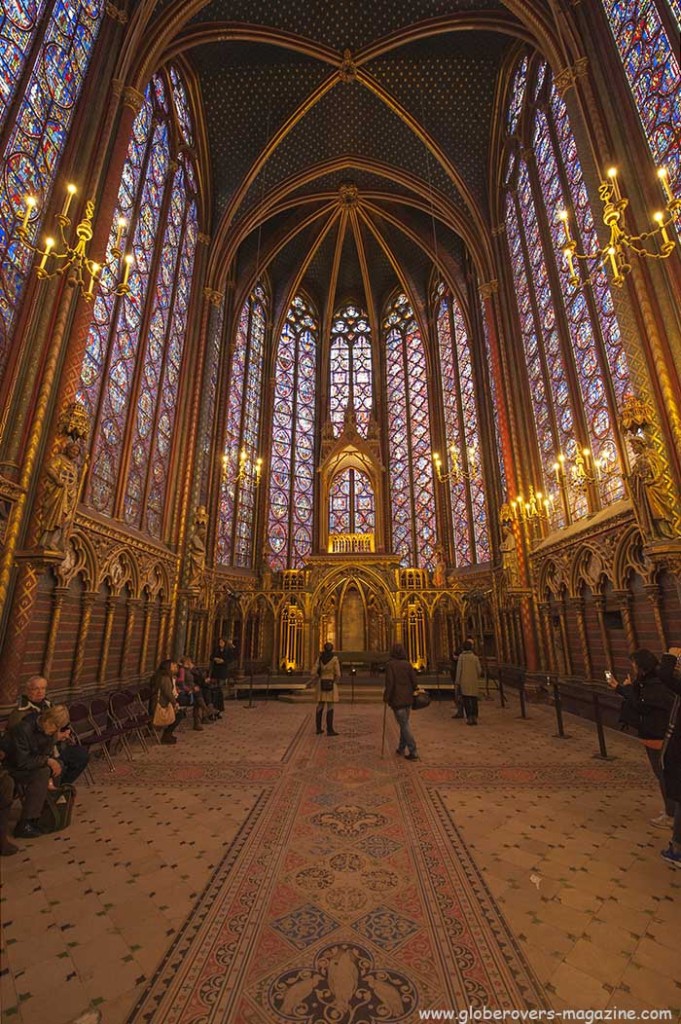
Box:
[4, 705, 71, 838]
[9, 675, 89, 784]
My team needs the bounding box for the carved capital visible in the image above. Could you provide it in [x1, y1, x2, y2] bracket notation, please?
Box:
[120, 84, 144, 114]
[554, 57, 589, 98]
[203, 286, 224, 307]
[105, 2, 129, 23]
[198, 232, 211, 246]
[479, 279, 498, 299]
[491, 223, 506, 238]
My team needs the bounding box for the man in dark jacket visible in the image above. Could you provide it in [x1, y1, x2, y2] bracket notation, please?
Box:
[5, 705, 71, 838]
[9, 675, 89, 784]
[660, 648, 681, 867]
[384, 644, 419, 761]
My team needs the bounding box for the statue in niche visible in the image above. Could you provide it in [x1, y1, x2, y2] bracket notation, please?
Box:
[187, 506, 208, 587]
[432, 545, 447, 588]
[37, 440, 84, 552]
[627, 434, 675, 541]
[500, 519, 521, 589]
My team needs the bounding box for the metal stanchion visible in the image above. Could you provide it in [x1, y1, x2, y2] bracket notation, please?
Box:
[498, 674, 507, 708]
[591, 689, 614, 759]
[351, 667, 356, 705]
[518, 671, 528, 719]
[243, 669, 256, 709]
[551, 677, 569, 739]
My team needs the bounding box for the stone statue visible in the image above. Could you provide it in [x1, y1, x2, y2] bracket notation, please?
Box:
[187, 506, 208, 587]
[500, 520, 521, 589]
[432, 546, 446, 588]
[627, 434, 675, 541]
[37, 440, 83, 552]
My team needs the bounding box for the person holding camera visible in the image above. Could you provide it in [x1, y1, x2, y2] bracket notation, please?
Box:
[312, 642, 341, 736]
[606, 649, 675, 828]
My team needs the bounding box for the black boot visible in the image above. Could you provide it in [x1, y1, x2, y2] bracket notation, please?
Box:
[326, 709, 339, 736]
[315, 708, 324, 735]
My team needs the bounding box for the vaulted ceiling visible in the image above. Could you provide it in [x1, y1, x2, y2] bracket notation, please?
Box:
[144, 0, 549, 318]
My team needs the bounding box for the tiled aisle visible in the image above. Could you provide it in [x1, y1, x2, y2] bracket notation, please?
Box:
[0, 697, 679, 1023]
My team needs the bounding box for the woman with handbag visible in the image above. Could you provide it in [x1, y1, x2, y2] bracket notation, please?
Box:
[383, 644, 419, 760]
[314, 642, 341, 736]
[150, 660, 181, 745]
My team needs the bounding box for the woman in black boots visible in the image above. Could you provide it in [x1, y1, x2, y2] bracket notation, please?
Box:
[313, 642, 341, 736]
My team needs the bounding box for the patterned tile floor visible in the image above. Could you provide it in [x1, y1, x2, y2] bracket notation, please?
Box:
[0, 696, 679, 1023]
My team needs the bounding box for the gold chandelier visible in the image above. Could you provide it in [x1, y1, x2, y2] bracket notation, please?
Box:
[17, 183, 133, 301]
[559, 166, 679, 288]
[432, 441, 478, 484]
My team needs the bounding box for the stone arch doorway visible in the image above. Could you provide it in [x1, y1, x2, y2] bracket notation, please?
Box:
[314, 570, 393, 660]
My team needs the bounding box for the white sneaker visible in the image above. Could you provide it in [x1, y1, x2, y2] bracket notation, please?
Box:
[650, 813, 674, 830]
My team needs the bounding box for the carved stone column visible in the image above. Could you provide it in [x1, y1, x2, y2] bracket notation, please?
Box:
[43, 585, 69, 678]
[71, 591, 96, 690]
[98, 595, 117, 684]
[139, 599, 153, 676]
[613, 591, 637, 652]
[594, 596, 612, 672]
[120, 597, 140, 679]
[558, 601, 573, 676]
[569, 597, 592, 679]
[157, 603, 171, 665]
[644, 583, 667, 650]
[538, 602, 557, 675]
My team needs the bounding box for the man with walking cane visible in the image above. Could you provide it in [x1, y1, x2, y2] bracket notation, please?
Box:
[383, 644, 420, 761]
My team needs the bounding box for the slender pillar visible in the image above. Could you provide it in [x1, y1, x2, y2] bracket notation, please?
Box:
[570, 597, 592, 679]
[43, 586, 69, 678]
[98, 595, 117, 685]
[594, 596, 612, 671]
[644, 584, 667, 650]
[71, 591, 96, 690]
[121, 597, 140, 679]
[139, 599, 153, 675]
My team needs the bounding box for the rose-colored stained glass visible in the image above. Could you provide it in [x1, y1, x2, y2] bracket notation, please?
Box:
[328, 469, 375, 535]
[602, 0, 680, 207]
[329, 304, 373, 437]
[0, 0, 103, 386]
[267, 295, 317, 571]
[385, 293, 436, 569]
[216, 283, 267, 567]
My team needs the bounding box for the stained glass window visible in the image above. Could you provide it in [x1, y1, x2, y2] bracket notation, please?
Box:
[328, 469, 375, 535]
[267, 295, 317, 571]
[0, 0, 103, 387]
[78, 65, 199, 538]
[385, 292, 436, 569]
[329, 304, 373, 437]
[601, 1, 681, 202]
[435, 284, 490, 565]
[217, 282, 267, 567]
[503, 57, 631, 524]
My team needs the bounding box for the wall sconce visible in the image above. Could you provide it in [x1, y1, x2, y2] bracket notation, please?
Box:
[552, 446, 618, 492]
[433, 441, 478, 484]
[16, 184, 133, 301]
[558, 166, 679, 288]
[509, 485, 553, 524]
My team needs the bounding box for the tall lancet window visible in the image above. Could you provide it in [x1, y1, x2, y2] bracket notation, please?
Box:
[0, 0, 103, 386]
[268, 294, 317, 571]
[217, 281, 267, 568]
[329, 469, 375, 535]
[435, 283, 490, 565]
[78, 65, 199, 538]
[329, 303, 373, 436]
[601, 1, 680, 204]
[503, 56, 631, 526]
[385, 292, 436, 569]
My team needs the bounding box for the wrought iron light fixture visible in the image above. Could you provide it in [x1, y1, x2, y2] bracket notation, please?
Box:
[559, 166, 679, 288]
[16, 184, 133, 301]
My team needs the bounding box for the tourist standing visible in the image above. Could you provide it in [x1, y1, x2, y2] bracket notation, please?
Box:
[314, 642, 341, 736]
[456, 640, 482, 725]
[384, 644, 419, 760]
